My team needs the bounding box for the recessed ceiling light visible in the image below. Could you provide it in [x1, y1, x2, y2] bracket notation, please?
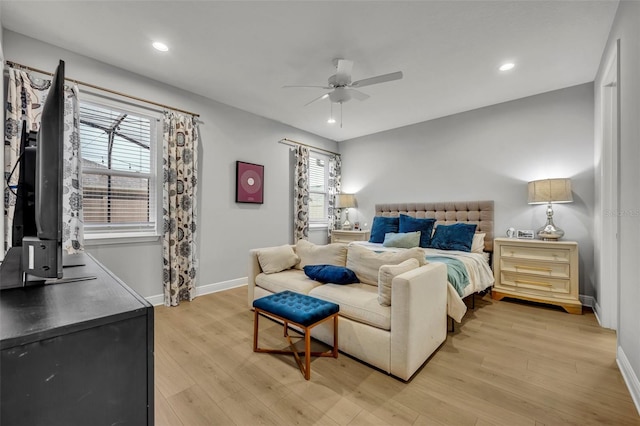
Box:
[152, 42, 169, 52]
[499, 62, 515, 71]
[327, 117, 336, 124]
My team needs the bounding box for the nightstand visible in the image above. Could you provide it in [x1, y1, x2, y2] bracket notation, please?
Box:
[492, 238, 582, 314]
[330, 230, 370, 244]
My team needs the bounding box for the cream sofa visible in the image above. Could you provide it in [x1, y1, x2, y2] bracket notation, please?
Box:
[248, 241, 448, 381]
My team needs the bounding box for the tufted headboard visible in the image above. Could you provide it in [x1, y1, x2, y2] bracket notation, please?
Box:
[374, 201, 495, 252]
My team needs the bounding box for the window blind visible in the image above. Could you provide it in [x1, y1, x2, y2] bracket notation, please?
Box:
[80, 101, 157, 234]
[309, 156, 328, 222]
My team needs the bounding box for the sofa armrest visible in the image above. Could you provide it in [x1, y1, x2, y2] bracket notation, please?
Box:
[390, 262, 447, 381]
[248, 248, 264, 308]
[247, 245, 297, 308]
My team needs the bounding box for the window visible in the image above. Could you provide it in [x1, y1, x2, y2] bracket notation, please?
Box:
[308, 153, 329, 224]
[79, 96, 161, 240]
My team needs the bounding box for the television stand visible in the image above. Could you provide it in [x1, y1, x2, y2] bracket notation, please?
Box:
[1, 253, 154, 425]
[1, 248, 95, 289]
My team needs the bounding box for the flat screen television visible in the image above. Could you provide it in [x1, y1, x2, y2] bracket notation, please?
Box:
[1, 60, 65, 287]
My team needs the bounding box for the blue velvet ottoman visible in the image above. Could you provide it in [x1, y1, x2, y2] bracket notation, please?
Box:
[253, 291, 339, 380]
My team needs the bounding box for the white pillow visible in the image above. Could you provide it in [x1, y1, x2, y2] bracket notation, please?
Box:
[471, 232, 486, 253]
[295, 239, 348, 270]
[346, 244, 426, 286]
[257, 245, 299, 274]
[378, 258, 420, 306]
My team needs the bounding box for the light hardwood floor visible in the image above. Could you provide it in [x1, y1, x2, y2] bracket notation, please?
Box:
[154, 287, 640, 425]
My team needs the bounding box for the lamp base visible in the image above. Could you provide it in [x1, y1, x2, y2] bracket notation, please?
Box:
[341, 220, 352, 230]
[536, 224, 565, 241]
[537, 203, 564, 240]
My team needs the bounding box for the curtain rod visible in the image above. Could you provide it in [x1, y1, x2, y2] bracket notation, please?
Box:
[279, 138, 340, 156]
[5, 60, 200, 118]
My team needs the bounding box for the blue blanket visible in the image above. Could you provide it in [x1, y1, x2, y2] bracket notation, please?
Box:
[426, 256, 470, 296]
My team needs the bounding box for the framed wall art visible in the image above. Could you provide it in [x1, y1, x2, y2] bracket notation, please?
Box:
[236, 161, 264, 204]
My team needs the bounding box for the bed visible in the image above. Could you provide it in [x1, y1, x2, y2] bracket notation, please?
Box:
[353, 201, 495, 323]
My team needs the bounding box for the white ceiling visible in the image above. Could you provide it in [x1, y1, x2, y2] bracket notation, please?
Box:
[1, 1, 618, 141]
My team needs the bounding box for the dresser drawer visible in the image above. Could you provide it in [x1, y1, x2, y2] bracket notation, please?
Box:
[500, 258, 570, 279]
[499, 271, 571, 295]
[500, 245, 570, 263]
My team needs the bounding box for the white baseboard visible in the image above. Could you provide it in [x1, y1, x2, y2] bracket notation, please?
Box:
[146, 277, 247, 306]
[196, 277, 247, 297]
[617, 345, 640, 415]
[593, 300, 603, 327]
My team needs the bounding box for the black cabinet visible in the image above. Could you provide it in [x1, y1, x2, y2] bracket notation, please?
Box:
[0, 254, 154, 426]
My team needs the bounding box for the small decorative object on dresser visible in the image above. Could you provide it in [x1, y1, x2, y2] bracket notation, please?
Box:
[492, 238, 581, 314]
[331, 229, 370, 244]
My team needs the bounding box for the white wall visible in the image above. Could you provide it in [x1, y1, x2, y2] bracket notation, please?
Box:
[339, 83, 596, 296]
[595, 0, 640, 412]
[3, 30, 337, 299]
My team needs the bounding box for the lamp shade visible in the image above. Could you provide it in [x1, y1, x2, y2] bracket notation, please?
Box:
[528, 178, 573, 204]
[336, 194, 357, 209]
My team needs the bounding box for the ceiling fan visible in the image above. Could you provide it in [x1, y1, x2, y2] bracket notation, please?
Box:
[283, 59, 403, 108]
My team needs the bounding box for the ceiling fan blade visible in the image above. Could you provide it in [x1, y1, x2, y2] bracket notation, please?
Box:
[304, 93, 330, 107]
[351, 71, 403, 88]
[335, 59, 354, 84]
[283, 85, 332, 89]
[348, 88, 370, 101]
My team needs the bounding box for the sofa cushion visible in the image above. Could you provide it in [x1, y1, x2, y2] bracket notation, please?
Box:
[255, 269, 321, 295]
[346, 244, 427, 286]
[303, 265, 359, 284]
[257, 245, 299, 274]
[310, 283, 391, 331]
[295, 239, 348, 270]
[377, 258, 420, 306]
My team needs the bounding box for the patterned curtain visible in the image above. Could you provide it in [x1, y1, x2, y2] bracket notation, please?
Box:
[328, 154, 342, 237]
[162, 111, 199, 307]
[293, 145, 309, 242]
[4, 68, 84, 253]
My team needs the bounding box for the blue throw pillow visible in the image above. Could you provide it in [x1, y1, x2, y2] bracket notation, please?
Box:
[429, 223, 478, 252]
[398, 214, 436, 248]
[303, 265, 360, 285]
[369, 216, 399, 243]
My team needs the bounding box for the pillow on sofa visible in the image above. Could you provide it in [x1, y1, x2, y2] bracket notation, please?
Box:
[257, 245, 299, 274]
[429, 223, 477, 252]
[382, 231, 421, 249]
[295, 239, 348, 270]
[346, 244, 426, 286]
[369, 216, 399, 243]
[303, 265, 359, 284]
[398, 214, 436, 248]
[471, 232, 486, 253]
[378, 258, 420, 306]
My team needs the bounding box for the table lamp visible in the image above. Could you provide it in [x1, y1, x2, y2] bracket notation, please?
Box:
[336, 194, 357, 230]
[528, 178, 573, 240]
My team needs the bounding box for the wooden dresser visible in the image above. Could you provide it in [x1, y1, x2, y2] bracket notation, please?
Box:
[330, 230, 370, 244]
[492, 238, 581, 314]
[1, 254, 154, 425]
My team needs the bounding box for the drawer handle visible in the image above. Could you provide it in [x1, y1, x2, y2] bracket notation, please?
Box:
[515, 265, 552, 272]
[515, 279, 553, 287]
